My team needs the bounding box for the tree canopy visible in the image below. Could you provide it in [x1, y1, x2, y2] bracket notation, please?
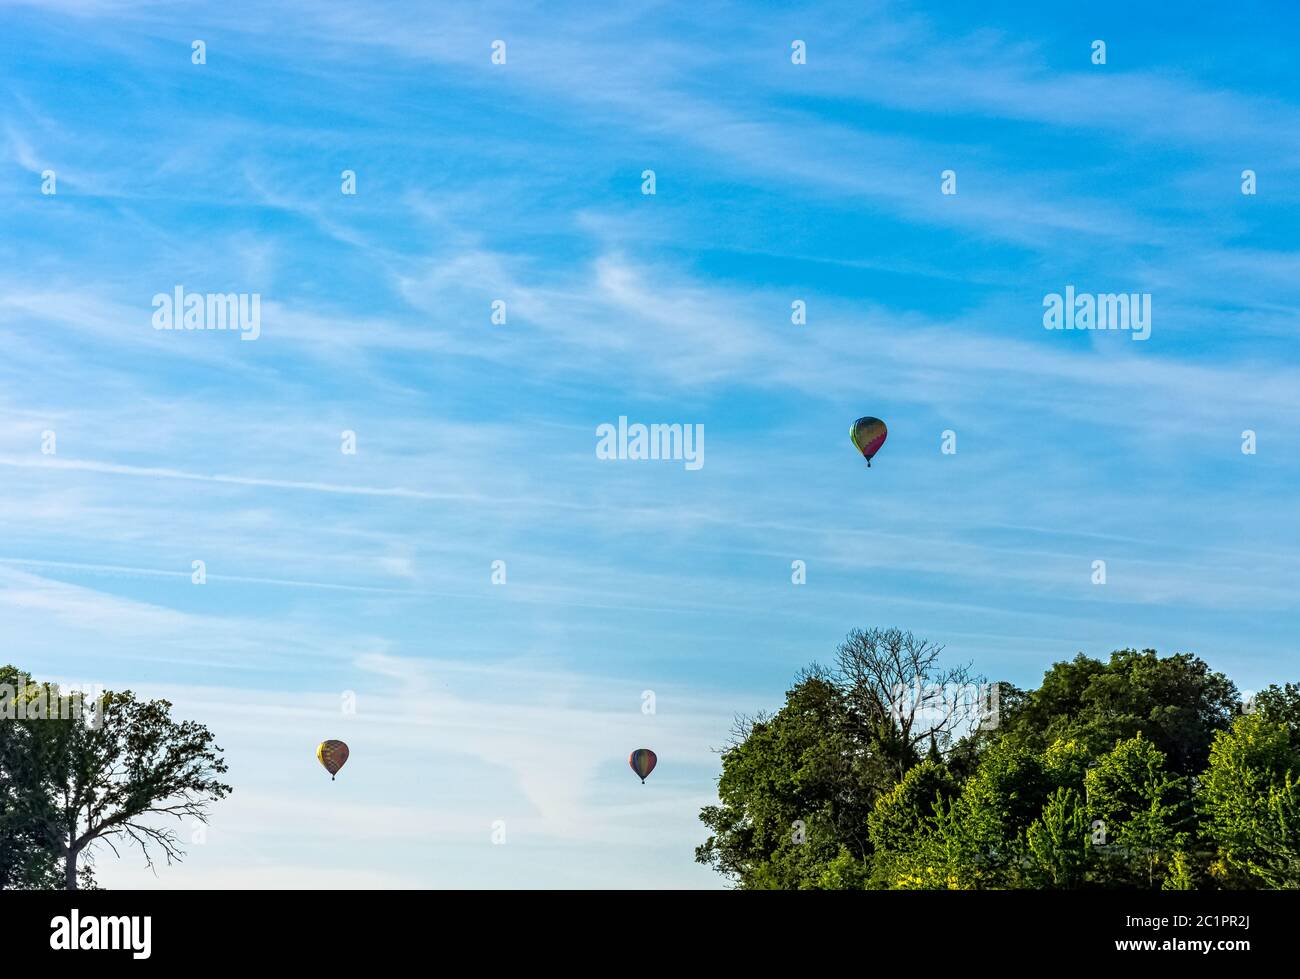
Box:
[698, 632, 1294, 889]
[0, 665, 230, 889]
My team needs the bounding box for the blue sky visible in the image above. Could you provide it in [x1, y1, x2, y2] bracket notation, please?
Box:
[2, 0, 1299, 887]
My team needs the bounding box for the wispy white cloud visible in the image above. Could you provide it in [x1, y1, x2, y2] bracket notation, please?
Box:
[3, 0, 1297, 888]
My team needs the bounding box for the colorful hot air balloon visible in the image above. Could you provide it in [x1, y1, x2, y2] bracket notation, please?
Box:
[850, 416, 888, 467]
[629, 748, 657, 784]
[317, 740, 349, 781]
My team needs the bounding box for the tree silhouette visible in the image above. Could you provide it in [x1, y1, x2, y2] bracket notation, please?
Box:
[1, 666, 232, 889]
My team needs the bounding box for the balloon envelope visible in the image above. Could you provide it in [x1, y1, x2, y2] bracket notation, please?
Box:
[317, 740, 349, 780]
[629, 748, 657, 783]
[850, 417, 887, 464]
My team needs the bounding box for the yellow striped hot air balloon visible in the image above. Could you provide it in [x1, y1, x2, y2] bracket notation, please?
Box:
[850, 416, 887, 467]
[317, 740, 349, 781]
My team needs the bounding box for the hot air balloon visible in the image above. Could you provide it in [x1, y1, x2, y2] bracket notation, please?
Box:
[317, 740, 349, 781]
[629, 748, 657, 784]
[850, 416, 887, 467]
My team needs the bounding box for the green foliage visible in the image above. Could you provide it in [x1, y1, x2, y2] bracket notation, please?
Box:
[813, 847, 873, 889]
[1256, 777, 1300, 887]
[868, 759, 956, 853]
[947, 741, 1050, 880]
[1042, 737, 1089, 787]
[1250, 683, 1300, 744]
[1085, 735, 1189, 887]
[1026, 787, 1088, 888]
[696, 671, 878, 888]
[1162, 850, 1198, 890]
[1, 667, 70, 889]
[0, 664, 230, 889]
[1199, 712, 1300, 887]
[1002, 650, 1238, 777]
[699, 633, 1292, 890]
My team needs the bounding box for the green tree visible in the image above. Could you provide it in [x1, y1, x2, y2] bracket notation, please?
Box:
[877, 741, 1054, 889]
[1042, 737, 1091, 786]
[0, 667, 64, 888]
[1250, 683, 1300, 744]
[698, 637, 1291, 890]
[698, 631, 982, 889]
[1025, 787, 1089, 888]
[1255, 777, 1300, 887]
[2, 666, 233, 889]
[1004, 650, 1237, 778]
[1200, 712, 1300, 887]
[868, 759, 956, 853]
[1084, 735, 1188, 887]
[696, 670, 877, 888]
[813, 847, 873, 889]
[51, 687, 232, 888]
[866, 759, 956, 886]
[940, 741, 1054, 887]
